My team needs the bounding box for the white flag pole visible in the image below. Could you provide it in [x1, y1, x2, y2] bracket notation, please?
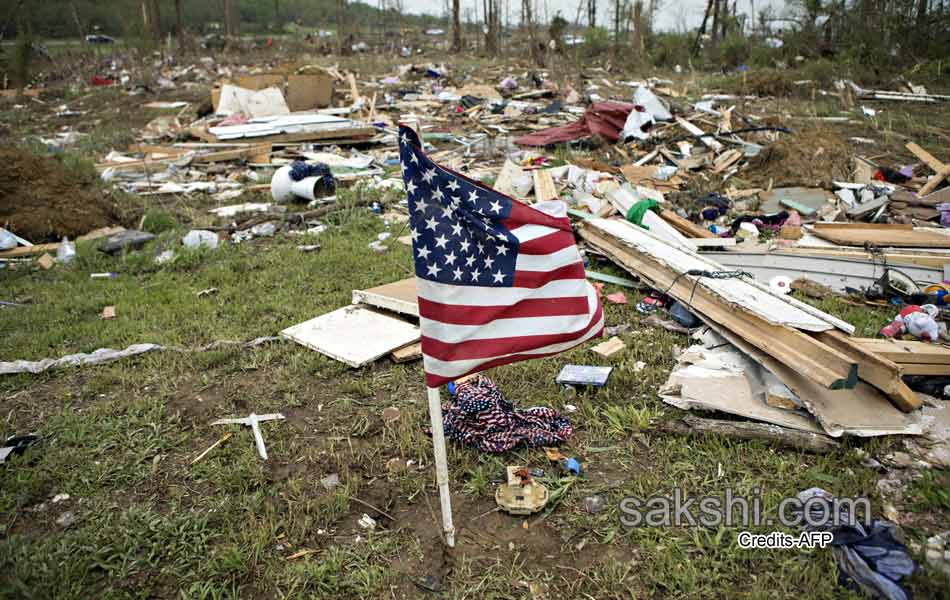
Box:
[426, 386, 456, 547]
[401, 114, 455, 547]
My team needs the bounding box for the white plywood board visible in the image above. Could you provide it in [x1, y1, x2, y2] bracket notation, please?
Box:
[281, 306, 420, 367]
[588, 218, 852, 333]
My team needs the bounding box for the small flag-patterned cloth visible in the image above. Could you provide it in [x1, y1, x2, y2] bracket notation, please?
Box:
[442, 375, 573, 453]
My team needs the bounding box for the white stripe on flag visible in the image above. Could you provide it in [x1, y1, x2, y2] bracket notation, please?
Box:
[514, 245, 582, 272]
[422, 301, 605, 379]
[416, 277, 589, 306]
[510, 223, 559, 243]
[422, 310, 595, 344]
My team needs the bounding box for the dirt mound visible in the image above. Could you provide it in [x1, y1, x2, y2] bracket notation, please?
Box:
[746, 127, 852, 187]
[0, 148, 116, 242]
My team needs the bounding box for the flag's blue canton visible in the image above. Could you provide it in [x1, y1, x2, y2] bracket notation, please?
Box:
[399, 127, 520, 288]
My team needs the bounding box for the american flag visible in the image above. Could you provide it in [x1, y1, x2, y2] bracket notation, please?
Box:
[399, 125, 604, 387]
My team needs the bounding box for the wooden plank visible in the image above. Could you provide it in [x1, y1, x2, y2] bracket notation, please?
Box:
[579, 223, 859, 390]
[711, 148, 742, 174]
[96, 145, 272, 172]
[810, 227, 950, 249]
[919, 164, 950, 196]
[906, 142, 945, 173]
[813, 330, 922, 412]
[659, 209, 715, 239]
[192, 144, 272, 164]
[813, 222, 913, 231]
[532, 169, 558, 203]
[850, 338, 950, 365]
[777, 247, 950, 270]
[897, 363, 948, 375]
[0, 242, 59, 258]
[675, 117, 723, 151]
[591, 336, 625, 357]
[657, 415, 840, 453]
[391, 342, 422, 363]
[352, 278, 419, 317]
[228, 127, 376, 145]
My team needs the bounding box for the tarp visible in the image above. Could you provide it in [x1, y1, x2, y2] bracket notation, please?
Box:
[514, 102, 633, 147]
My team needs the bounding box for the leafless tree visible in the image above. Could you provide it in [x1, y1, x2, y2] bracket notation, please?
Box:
[452, 0, 462, 51]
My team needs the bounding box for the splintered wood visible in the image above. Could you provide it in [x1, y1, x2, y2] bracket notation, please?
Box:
[579, 218, 923, 417]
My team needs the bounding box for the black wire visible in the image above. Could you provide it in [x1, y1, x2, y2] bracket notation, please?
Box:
[659, 269, 754, 315]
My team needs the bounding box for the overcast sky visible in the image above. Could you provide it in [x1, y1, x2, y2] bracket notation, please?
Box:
[400, 0, 792, 32]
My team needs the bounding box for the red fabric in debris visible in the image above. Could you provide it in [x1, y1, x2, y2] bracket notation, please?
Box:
[514, 101, 633, 146]
[89, 75, 115, 86]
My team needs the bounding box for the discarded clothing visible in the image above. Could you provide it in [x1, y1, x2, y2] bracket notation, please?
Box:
[442, 375, 573, 453]
[514, 102, 633, 147]
[289, 161, 336, 193]
[795, 488, 915, 600]
[729, 211, 789, 236]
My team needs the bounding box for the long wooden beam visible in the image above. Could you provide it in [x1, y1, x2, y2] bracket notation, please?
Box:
[813, 330, 922, 412]
[579, 224, 859, 390]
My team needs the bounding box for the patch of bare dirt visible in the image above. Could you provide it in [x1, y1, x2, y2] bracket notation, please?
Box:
[0, 147, 117, 242]
[746, 127, 852, 187]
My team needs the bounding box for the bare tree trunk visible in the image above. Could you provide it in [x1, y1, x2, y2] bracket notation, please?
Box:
[693, 0, 713, 54]
[720, 0, 728, 39]
[337, 0, 346, 53]
[452, 0, 462, 51]
[69, 0, 85, 38]
[142, 0, 162, 41]
[588, 0, 597, 27]
[711, 0, 720, 41]
[228, 0, 240, 36]
[175, 0, 187, 48]
[632, 0, 643, 56]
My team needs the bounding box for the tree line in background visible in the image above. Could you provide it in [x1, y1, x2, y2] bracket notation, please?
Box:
[3, 0, 948, 69]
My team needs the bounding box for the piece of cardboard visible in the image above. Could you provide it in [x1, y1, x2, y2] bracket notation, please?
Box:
[287, 74, 334, 111]
[237, 73, 285, 91]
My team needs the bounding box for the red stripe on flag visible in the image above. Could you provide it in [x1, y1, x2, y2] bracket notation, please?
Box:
[512, 263, 586, 288]
[420, 300, 603, 362]
[422, 319, 605, 387]
[418, 296, 592, 325]
[503, 201, 572, 232]
[516, 230, 576, 255]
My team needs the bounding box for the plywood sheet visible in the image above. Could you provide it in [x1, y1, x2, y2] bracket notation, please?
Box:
[281, 306, 419, 367]
[352, 278, 419, 317]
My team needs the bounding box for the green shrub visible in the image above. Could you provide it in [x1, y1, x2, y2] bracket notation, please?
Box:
[141, 209, 179, 235]
[718, 34, 749, 68]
